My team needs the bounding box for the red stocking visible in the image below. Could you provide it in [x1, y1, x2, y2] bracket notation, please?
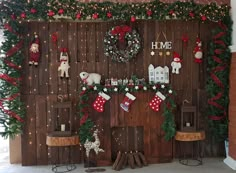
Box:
[149, 91, 166, 112]
[93, 92, 110, 112]
[120, 93, 136, 112]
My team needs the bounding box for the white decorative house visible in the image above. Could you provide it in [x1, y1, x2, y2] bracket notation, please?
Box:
[148, 64, 169, 84]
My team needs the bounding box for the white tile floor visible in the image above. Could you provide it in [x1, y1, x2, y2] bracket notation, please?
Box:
[0, 158, 235, 173]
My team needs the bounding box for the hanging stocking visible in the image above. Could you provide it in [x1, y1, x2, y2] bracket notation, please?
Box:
[93, 92, 111, 112]
[149, 91, 166, 112]
[120, 93, 136, 112]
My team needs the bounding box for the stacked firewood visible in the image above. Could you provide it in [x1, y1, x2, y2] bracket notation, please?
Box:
[112, 151, 148, 171]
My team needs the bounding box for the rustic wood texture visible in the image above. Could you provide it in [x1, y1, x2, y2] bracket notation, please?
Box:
[46, 136, 80, 146]
[21, 21, 217, 166]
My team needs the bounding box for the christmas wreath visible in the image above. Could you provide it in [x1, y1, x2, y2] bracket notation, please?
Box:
[104, 25, 141, 63]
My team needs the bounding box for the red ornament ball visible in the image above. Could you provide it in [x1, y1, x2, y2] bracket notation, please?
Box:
[30, 8, 37, 14]
[58, 9, 64, 15]
[11, 14, 16, 20]
[21, 12, 26, 19]
[189, 11, 194, 18]
[201, 15, 207, 21]
[92, 13, 99, 19]
[107, 12, 112, 18]
[146, 10, 152, 16]
[131, 16, 136, 22]
[48, 10, 55, 17]
[76, 13, 82, 19]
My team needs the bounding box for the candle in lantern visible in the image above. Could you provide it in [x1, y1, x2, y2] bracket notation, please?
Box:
[186, 122, 191, 127]
[61, 124, 65, 131]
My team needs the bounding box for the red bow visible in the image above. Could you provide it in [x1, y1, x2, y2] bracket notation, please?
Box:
[111, 25, 132, 42]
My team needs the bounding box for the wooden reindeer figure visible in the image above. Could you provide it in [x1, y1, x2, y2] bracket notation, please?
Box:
[84, 129, 105, 158]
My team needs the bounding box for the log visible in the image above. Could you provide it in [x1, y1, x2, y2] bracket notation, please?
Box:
[127, 152, 135, 169]
[112, 151, 122, 170]
[134, 152, 142, 167]
[123, 152, 128, 168]
[116, 153, 125, 171]
[138, 152, 148, 166]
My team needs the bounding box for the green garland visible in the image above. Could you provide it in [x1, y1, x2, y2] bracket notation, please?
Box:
[104, 25, 141, 63]
[206, 16, 232, 142]
[79, 83, 176, 144]
[0, 1, 230, 23]
[0, 20, 25, 138]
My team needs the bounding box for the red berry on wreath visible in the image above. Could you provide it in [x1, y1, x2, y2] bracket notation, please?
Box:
[21, 12, 26, 19]
[30, 8, 37, 14]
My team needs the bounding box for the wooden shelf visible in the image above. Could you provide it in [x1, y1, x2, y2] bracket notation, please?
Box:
[46, 135, 80, 147]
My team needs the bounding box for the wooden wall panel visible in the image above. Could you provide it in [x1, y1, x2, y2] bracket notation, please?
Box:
[22, 95, 37, 166]
[21, 21, 216, 165]
[35, 95, 48, 165]
[48, 23, 59, 95]
[38, 22, 49, 95]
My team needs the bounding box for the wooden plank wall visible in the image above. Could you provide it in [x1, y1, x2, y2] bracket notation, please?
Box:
[21, 20, 216, 166]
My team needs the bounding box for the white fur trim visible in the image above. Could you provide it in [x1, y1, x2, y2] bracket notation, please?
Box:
[156, 91, 166, 100]
[125, 93, 136, 100]
[99, 92, 110, 100]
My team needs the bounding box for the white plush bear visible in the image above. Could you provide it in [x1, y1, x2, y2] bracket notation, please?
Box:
[171, 52, 182, 74]
[80, 72, 101, 85]
[58, 48, 70, 78]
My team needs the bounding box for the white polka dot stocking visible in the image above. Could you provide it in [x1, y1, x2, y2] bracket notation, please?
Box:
[93, 92, 110, 112]
[149, 91, 166, 112]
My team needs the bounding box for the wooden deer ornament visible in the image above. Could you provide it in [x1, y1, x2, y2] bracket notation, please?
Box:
[84, 129, 105, 157]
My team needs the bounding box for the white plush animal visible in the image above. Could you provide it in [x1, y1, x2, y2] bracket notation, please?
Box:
[80, 72, 101, 85]
[58, 48, 70, 78]
[171, 52, 182, 74]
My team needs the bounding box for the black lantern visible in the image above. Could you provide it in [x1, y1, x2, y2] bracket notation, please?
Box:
[181, 105, 197, 132]
[50, 101, 73, 137]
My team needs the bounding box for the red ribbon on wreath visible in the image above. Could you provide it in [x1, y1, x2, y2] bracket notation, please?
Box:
[111, 25, 132, 42]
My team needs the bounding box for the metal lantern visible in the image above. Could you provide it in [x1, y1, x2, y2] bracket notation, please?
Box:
[181, 105, 197, 132]
[51, 101, 73, 137]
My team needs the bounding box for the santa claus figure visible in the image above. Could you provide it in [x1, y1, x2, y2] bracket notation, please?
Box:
[29, 33, 40, 66]
[171, 52, 182, 74]
[193, 37, 203, 63]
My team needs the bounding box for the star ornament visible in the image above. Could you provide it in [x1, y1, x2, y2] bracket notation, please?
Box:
[151, 51, 155, 56]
